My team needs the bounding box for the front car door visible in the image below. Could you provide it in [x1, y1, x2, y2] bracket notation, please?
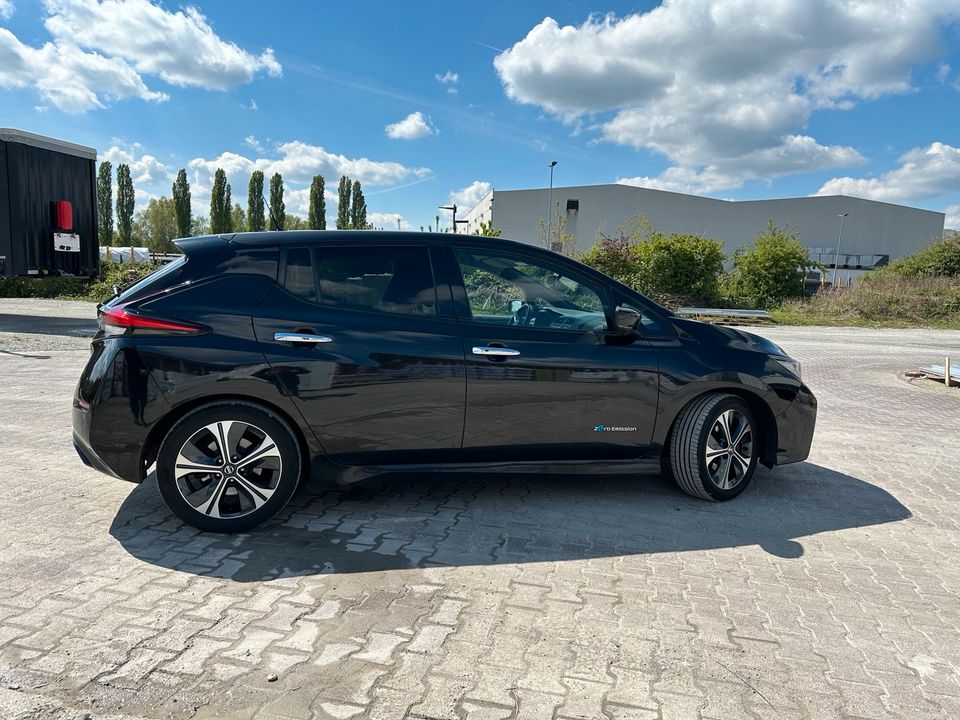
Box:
[441, 241, 661, 462]
[252, 241, 465, 466]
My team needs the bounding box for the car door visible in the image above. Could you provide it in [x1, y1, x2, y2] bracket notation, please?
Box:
[252, 242, 466, 466]
[442, 241, 660, 462]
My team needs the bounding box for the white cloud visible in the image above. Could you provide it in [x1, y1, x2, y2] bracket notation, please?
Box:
[446, 181, 492, 214]
[244, 135, 264, 153]
[936, 62, 951, 83]
[385, 112, 436, 140]
[0, 0, 14, 20]
[944, 204, 960, 229]
[189, 141, 430, 188]
[435, 70, 459, 85]
[495, 2, 959, 191]
[0, 0, 281, 112]
[816, 142, 960, 202]
[102, 142, 170, 186]
[367, 212, 411, 230]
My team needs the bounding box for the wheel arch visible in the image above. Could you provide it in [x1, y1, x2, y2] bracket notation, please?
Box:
[661, 387, 779, 469]
[141, 394, 313, 482]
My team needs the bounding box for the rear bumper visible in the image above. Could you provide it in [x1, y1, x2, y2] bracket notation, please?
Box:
[775, 383, 817, 465]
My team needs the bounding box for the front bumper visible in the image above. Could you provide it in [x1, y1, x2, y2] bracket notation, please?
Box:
[775, 383, 817, 465]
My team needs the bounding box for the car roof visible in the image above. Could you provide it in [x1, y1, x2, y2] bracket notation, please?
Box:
[222, 230, 518, 247]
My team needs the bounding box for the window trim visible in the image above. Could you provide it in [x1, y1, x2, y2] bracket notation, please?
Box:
[448, 242, 614, 333]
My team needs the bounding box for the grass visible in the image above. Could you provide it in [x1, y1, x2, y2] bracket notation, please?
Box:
[771, 274, 960, 329]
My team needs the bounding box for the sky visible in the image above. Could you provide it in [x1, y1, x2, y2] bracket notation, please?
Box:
[1, 0, 960, 230]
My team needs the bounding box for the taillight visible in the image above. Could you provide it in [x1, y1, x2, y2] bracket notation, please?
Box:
[100, 305, 202, 336]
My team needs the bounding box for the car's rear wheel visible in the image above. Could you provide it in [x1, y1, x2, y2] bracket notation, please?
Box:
[668, 393, 758, 501]
[156, 402, 302, 532]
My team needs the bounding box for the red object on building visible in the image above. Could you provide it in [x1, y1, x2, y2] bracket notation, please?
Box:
[53, 200, 73, 231]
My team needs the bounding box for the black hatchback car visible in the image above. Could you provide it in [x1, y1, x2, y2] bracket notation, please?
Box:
[73, 232, 816, 532]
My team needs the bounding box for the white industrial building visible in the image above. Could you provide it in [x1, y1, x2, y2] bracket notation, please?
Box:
[460, 184, 945, 277]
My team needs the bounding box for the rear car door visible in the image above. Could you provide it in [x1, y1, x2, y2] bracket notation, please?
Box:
[442, 241, 660, 462]
[252, 242, 466, 466]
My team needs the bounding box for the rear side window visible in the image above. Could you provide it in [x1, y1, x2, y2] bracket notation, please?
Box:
[108, 254, 187, 307]
[282, 245, 437, 317]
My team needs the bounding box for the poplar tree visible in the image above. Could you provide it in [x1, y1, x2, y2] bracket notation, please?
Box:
[269, 173, 285, 230]
[172, 168, 191, 238]
[96, 161, 113, 246]
[308, 175, 326, 230]
[350, 180, 367, 230]
[247, 170, 265, 232]
[336, 175, 351, 229]
[115, 163, 135, 248]
[209, 168, 228, 234]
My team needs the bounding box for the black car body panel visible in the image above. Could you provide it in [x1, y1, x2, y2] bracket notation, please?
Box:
[73, 231, 816, 490]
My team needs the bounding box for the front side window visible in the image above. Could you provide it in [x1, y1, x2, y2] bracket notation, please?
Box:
[454, 248, 607, 331]
[283, 245, 437, 317]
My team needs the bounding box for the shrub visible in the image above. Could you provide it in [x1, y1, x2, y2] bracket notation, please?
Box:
[84, 259, 157, 303]
[0, 276, 92, 299]
[578, 216, 724, 306]
[881, 233, 960, 278]
[723, 222, 817, 309]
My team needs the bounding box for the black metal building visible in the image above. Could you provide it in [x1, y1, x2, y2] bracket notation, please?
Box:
[0, 129, 100, 277]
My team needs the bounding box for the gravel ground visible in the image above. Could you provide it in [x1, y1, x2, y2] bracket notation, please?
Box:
[0, 299, 98, 353]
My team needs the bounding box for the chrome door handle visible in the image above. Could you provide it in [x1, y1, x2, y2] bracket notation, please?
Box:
[472, 346, 520, 357]
[274, 332, 334, 344]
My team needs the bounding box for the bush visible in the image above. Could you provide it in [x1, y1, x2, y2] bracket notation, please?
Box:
[578, 218, 724, 306]
[723, 222, 816, 309]
[84, 260, 157, 303]
[881, 233, 960, 278]
[776, 274, 960, 327]
[0, 276, 92, 299]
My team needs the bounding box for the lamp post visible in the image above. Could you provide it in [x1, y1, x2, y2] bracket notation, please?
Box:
[438, 204, 468, 233]
[547, 160, 558, 248]
[832, 212, 849, 287]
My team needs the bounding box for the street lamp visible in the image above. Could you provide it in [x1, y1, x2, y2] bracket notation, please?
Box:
[547, 161, 558, 248]
[832, 212, 849, 287]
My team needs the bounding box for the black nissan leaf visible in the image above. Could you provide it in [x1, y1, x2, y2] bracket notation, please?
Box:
[73, 232, 816, 532]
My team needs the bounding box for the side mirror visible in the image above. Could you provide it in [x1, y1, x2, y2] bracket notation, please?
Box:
[615, 305, 642, 332]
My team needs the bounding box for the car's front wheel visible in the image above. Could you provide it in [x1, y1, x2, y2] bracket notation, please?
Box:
[668, 393, 758, 501]
[156, 402, 302, 532]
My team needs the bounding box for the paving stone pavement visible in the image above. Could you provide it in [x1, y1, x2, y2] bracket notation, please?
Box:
[1, 313, 959, 719]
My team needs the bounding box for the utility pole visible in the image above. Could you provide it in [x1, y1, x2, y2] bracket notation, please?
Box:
[439, 204, 468, 233]
[832, 212, 849, 286]
[547, 160, 558, 248]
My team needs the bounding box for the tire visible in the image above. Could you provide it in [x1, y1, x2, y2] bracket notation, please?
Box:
[156, 401, 303, 532]
[668, 393, 758, 501]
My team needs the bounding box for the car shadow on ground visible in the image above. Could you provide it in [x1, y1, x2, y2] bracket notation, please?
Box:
[0, 313, 96, 337]
[110, 462, 910, 581]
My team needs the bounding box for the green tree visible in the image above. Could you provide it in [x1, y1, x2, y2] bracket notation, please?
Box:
[230, 203, 246, 233]
[115, 163, 135, 248]
[308, 175, 326, 230]
[172, 168, 191, 238]
[724, 221, 816, 309]
[132, 196, 178, 252]
[269, 173, 285, 230]
[209, 168, 229, 234]
[96, 161, 113, 247]
[473, 220, 501, 237]
[350, 179, 367, 229]
[247, 170, 265, 232]
[191, 215, 209, 236]
[336, 175, 352, 229]
[284, 213, 307, 230]
[223, 182, 233, 232]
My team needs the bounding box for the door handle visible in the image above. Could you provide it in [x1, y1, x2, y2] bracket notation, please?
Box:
[472, 346, 520, 357]
[274, 332, 334, 344]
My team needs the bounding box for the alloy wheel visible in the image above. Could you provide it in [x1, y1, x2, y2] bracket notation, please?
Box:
[704, 409, 753, 490]
[174, 420, 283, 519]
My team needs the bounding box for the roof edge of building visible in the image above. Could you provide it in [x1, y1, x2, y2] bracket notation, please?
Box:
[0, 128, 97, 161]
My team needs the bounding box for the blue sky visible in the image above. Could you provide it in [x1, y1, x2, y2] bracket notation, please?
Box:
[2, 0, 960, 229]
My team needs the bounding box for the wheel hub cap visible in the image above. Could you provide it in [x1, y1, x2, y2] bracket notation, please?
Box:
[704, 409, 753, 490]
